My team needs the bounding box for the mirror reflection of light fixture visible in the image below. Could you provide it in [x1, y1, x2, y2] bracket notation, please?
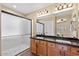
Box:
[57, 18, 67, 23]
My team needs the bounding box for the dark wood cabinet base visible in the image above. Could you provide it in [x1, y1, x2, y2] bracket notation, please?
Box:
[31, 38, 79, 56]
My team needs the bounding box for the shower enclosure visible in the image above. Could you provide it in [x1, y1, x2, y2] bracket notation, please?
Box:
[1, 11, 31, 56]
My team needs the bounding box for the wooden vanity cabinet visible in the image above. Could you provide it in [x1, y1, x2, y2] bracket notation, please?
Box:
[31, 38, 79, 56]
[47, 42, 60, 56]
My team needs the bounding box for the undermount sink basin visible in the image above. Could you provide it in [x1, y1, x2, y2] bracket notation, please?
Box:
[56, 39, 71, 44]
[36, 37, 44, 39]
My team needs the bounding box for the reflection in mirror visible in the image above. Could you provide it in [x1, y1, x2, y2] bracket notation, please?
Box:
[56, 9, 78, 38]
[36, 21, 44, 35]
[37, 16, 55, 36]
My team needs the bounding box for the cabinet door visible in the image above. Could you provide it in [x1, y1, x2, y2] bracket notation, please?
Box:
[31, 39, 38, 54]
[31, 39, 36, 54]
[37, 40, 47, 56]
[38, 45, 47, 56]
[47, 42, 60, 56]
[64, 46, 71, 56]
[70, 46, 79, 56]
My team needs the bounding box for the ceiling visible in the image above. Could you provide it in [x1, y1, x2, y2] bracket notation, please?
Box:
[1, 3, 52, 14]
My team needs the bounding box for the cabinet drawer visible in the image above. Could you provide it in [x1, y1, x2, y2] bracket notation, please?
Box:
[47, 42, 56, 47]
[39, 40, 47, 46]
[56, 44, 64, 50]
[37, 45, 47, 56]
[56, 44, 70, 51]
[71, 47, 79, 55]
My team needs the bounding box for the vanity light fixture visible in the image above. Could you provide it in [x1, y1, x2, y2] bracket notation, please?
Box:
[61, 3, 64, 9]
[63, 3, 67, 9]
[59, 4, 62, 10]
[68, 3, 73, 8]
[55, 6, 58, 11]
[57, 4, 60, 10]
[42, 10, 44, 14]
[44, 9, 47, 14]
[37, 9, 49, 17]
[55, 3, 73, 11]
[40, 11, 42, 15]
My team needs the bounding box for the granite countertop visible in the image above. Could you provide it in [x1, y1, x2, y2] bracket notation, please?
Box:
[31, 35, 79, 47]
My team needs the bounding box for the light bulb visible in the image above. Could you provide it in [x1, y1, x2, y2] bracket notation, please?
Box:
[63, 3, 67, 9]
[59, 4, 62, 10]
[68, 3, 72, 7]
[55, 6, 58, 10]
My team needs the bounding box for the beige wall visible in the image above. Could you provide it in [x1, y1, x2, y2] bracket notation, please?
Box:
[26, 12, 37, 37]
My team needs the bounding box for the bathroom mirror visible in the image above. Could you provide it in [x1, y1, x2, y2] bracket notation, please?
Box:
[56, 16, 71, 37]
[36, 4, 79, 38]
[37, 16, 56, 36]
[56, 9, 78, 38]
